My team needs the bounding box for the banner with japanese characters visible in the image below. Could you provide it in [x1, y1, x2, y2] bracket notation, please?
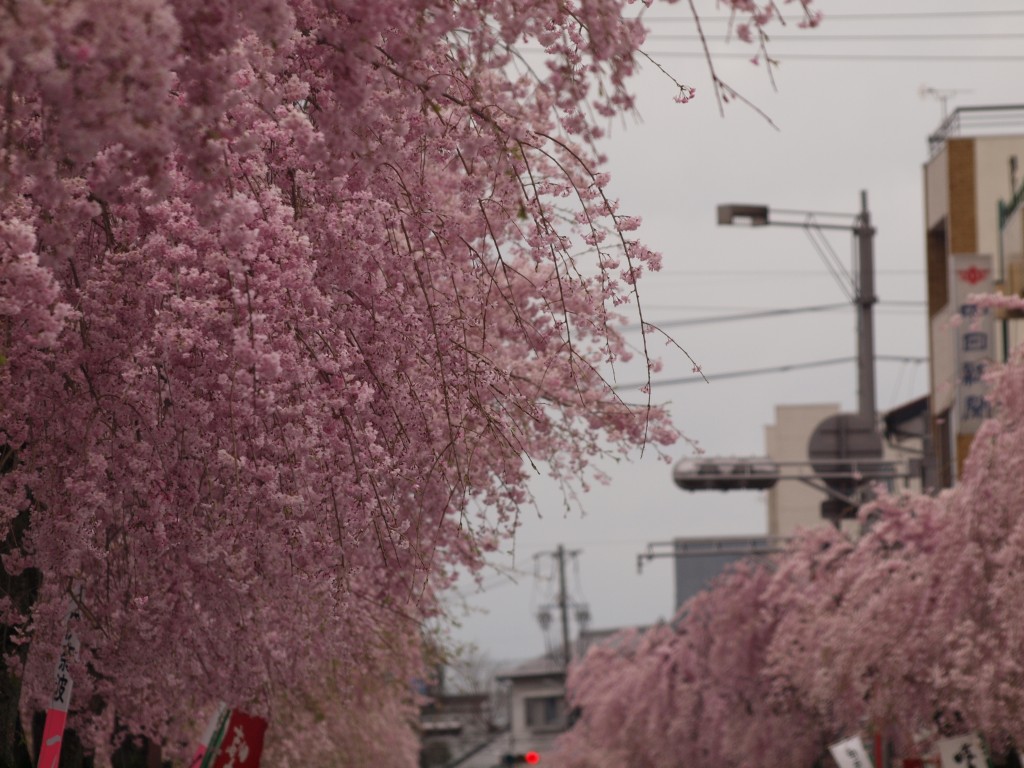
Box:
[829, 735, 874, 768]
[950, 253, 994, 435]
[37, 599, 82, 768]
[199, 708, 267, 768]
[936, 734, 986, 768]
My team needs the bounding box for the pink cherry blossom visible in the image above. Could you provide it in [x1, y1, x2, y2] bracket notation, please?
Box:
[1, 0, 817, 761]
[560, 342, 1024, 767]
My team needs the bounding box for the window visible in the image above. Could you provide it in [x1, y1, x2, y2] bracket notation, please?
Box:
[524, 696, 566, 732]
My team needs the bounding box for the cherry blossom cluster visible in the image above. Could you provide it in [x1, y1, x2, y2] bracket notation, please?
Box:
[1, 0, 816, 761]
[559, 344, 1024, 767]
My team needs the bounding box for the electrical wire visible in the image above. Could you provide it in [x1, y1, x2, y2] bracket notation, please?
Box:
[520, 46, 1024, 62]
[612, 354, 928, 390]
[625, 302, 847, 330]
[643, 10, 1024, 22]
[631, 51, 1024, 62]
[804, 222, 855, 301]
[644, 32, 1024, 41]
[656, 268, 924, 276]
[623, 300, 924, 330]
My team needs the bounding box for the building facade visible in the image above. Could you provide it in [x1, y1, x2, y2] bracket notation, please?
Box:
[671, 535, 782, 610]
[923, 105, 1024, 484]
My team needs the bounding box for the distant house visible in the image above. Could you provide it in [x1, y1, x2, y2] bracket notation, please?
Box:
[501, 654, 568, 749]
[419, 687, 498, 768]
[438, 628, 638, 768]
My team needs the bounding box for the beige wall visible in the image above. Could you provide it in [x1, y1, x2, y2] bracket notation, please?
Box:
[1003, 204, 1024, 351]
[974, 136, 1024, 260]
[930, 304, 955, 415]
[925, 144, 949, 231]
[764, 403, 917, 536]
[765, 403, 840, 537]
[1004, 202, 1024, 267]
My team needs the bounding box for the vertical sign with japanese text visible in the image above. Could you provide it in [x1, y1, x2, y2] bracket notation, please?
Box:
[950, 254, 994, 435]
[37, 599, 82, 768]
[829, 735, 874, 768]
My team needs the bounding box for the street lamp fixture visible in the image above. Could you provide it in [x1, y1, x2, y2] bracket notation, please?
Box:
[716, 204, 769, 226]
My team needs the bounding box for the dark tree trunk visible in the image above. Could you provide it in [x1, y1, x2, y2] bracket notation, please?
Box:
[0, 504, 42, 768]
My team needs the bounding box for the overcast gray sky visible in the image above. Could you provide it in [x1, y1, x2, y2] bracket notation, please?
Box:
[444, 1, 1024, 664]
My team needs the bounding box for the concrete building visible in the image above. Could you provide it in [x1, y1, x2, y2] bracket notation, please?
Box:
[923, 105, 1024, 484]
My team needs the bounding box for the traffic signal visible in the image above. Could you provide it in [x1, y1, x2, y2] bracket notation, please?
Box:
[502, 752, 540, 765]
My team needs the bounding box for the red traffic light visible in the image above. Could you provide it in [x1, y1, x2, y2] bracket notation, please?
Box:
[503, 752, 540, 765]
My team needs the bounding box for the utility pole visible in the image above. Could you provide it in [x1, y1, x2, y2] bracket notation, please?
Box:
[534, 545, 587, 669]
[718, 192, 879, 425]
[856, 190, 878, 423]
[556, 545, 571, 669]
[715, 192, 886, 526]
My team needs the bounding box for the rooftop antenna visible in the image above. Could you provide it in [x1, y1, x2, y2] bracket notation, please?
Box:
[919, 85, 973, 122]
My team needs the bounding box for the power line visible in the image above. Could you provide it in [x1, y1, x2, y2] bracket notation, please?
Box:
[634, 51, 1024, 62]
[613, 354, 928, 390]
[625, 300, 924, 331]
[643, 10, 1024, 22]
[626, 302, 846, 330]
[646, 32, 1024, 41]
[639, 303, 766, 310]
[656, 268, 923, 276]
[521, 47, 1024, 62]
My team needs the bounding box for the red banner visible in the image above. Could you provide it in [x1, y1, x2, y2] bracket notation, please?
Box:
[208, 710, 267, 768]
[37, 709, 69, 768]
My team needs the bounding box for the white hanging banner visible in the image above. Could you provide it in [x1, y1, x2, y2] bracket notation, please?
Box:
[937, 734, 986, 768]
[829, 735, 875, 768]
[189, 703, 229, 768]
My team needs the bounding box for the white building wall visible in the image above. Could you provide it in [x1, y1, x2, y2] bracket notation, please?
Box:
[508, 678, 565, 742]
